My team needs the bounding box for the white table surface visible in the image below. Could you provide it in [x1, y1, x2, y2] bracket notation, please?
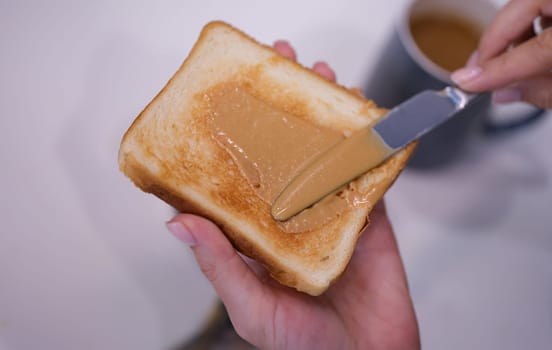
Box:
[2, 1, 551, 349]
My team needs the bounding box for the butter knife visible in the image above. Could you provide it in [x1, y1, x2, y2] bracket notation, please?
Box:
[272, 15, 550, 221]
[272, 87, 481, 221]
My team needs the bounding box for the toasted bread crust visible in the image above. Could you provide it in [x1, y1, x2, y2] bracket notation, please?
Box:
[121, 21, 386, 147]
[119, 21, 416, 295]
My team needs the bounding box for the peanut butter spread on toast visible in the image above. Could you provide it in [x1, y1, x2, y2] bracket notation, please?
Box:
[203, 83, 385, 233]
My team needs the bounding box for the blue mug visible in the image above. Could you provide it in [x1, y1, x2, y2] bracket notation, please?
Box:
[363, 0, 545, 169]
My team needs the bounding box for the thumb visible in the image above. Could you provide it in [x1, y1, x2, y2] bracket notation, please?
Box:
[166, 214, 270, 342]
[493, 75, 552, 109]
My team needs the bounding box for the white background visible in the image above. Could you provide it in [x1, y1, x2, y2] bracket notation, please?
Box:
[1, 0, 551, 349]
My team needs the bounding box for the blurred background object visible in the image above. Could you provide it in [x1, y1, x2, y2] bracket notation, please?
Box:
[364, 0, 545, 169]
[1, 0, 551, 349]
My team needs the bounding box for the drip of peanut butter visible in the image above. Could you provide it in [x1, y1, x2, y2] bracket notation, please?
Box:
[204, 83, 380, 233]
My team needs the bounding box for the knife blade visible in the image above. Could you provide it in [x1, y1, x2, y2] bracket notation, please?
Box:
[271, 87, 481, 221]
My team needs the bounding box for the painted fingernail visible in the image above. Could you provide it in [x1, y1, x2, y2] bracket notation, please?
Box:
[273, 40, 296, 60]
[313, 61, 336, 81]
[273, 40, 289, 48]
[492, 88, 522, 104]
[450, 66, 482, 85]
[466, 50, 479, 67]
[166, 220, 197, 246]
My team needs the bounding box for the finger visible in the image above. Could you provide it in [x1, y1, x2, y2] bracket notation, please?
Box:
[312, 61, 336, 82]
[477, 0, 552, 62]
[511, 25, 539, 47]
[273, 40, 297, 61]
[166, 215, 271, 331]
[354, 201, 401, 259]
[239, 252, 270, 281]
[337, 201, 407, 288]
[329, 200, 414, 322]
[517, 75, 552, 108]
[451, 28, 552, 91]
[466, 50, 479, 67]
[493, 75, 552, 109]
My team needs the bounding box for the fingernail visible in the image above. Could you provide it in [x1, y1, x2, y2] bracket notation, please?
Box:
[273, 39, 288, 47]
[450, 66, 482, 85]
[466, 50, 479, 67]
[312, 61, 336, 81]
[492, 88, 522, 104]
[166, 220, 197, 246]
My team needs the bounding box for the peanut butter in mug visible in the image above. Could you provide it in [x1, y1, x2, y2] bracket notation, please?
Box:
[204, 83, 380, 233]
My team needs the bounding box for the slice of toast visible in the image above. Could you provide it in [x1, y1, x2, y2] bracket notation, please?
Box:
[119, 21, 415, 296]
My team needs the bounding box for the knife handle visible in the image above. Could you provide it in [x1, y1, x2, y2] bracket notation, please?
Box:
[442, 87, 481, 110]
